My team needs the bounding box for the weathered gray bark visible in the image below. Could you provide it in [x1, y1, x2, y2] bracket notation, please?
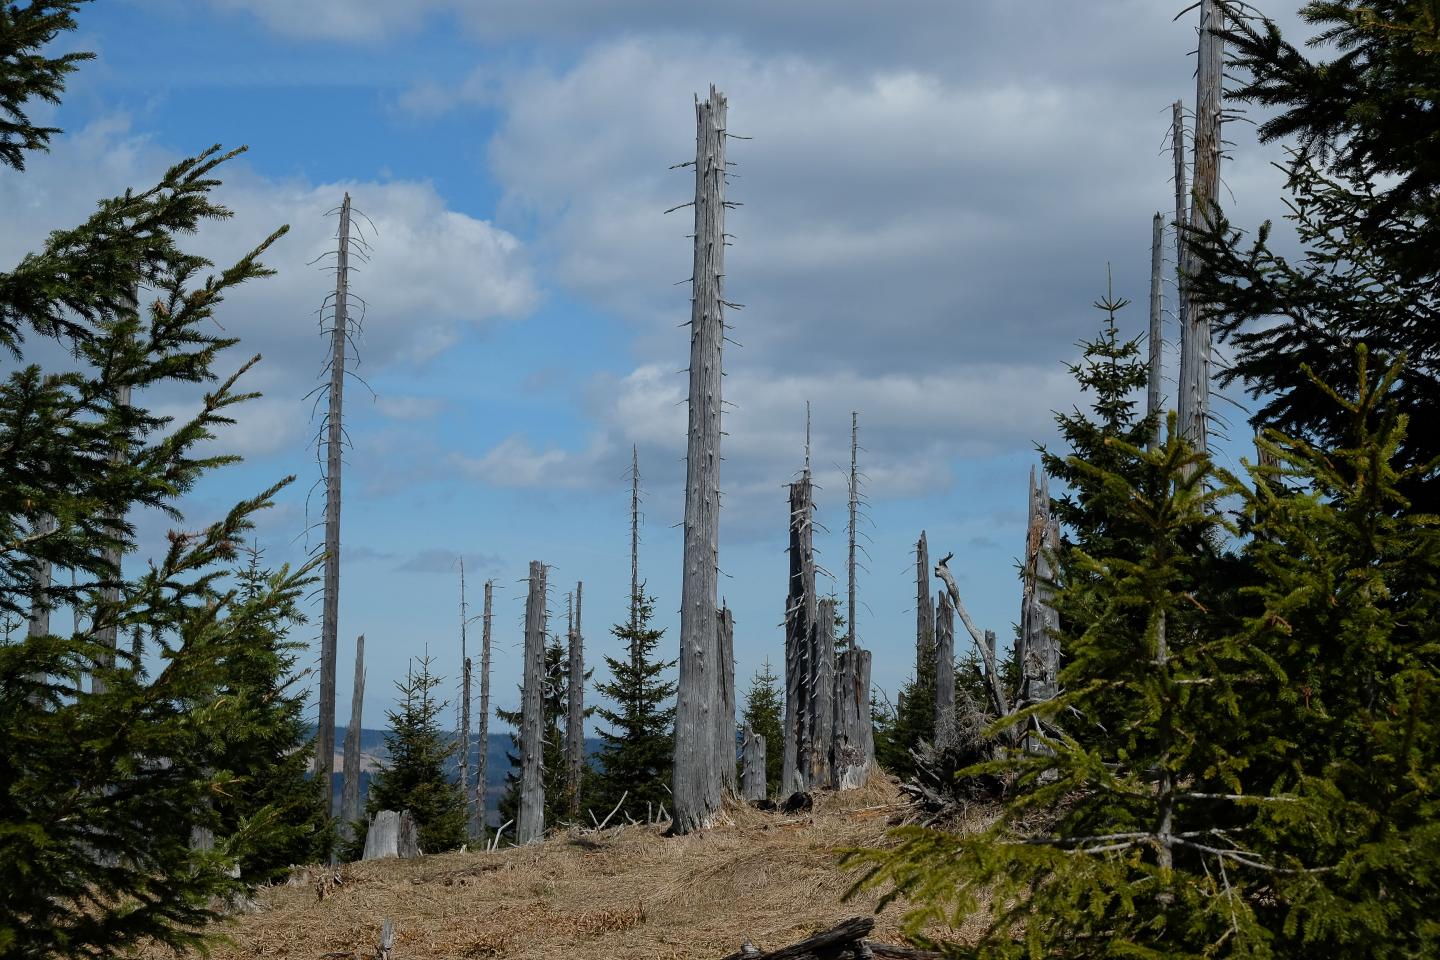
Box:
[567, 581, 584, 819]
[740, 725, 766, 802]
[92, 285, 137, 696]
[1147, 211, 1165, 449]
[809, 597, 836, 788]
[630, 445, 642, 636]
[26, 514, 54, 641]
[362, 810, 419, 860]
[847, 411, 859, 650]
[341, 634, 366, 828]
[835, 646, 874, 787]
[716, 604, 736, 794]
[934, 590, 956, 747]
[672, 85, 728, 835]
[1177, 3, 1225, 453]
[518, 561, 547, 844]
[781, 476, 816, 796]
[316, 193, 352, 817]
[475, 579, 493, 838]
[1172, 99, 1190, 345]
[934, 559, 1010, 724]
[915, 532, 933, 684]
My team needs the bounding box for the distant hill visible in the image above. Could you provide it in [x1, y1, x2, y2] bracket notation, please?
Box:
[305, 728, 602, 822]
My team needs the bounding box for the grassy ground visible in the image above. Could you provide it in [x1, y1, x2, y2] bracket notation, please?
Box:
[175, 775, 969, 960]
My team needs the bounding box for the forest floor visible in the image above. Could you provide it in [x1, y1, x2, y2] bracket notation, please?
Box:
[175, 774, 985, 960]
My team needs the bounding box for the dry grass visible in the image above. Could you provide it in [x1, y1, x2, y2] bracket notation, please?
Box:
[155, 775, 982, 960]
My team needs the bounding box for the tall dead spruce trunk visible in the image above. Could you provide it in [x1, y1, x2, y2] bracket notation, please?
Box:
[1177, 2, 1225, 452]
[518, 562, 547, 844]
[672, 86, 729, 835]
[1147, 211, 1165, 448]
[782, 474, 816, 796]
[630, 445, 642, 636]
[809, 597, 836, 788]
[476, 580, 494, 837]
[832, 412, 873, 787]
[740, 725, 766, 801]
[315, 193, 354, 815]
[716, 603, 736, 793]
[915, 532, 933, 686]
[933, 590, 956, 747]
[342, 635, 366, 831]
[567, 581, 584, 819]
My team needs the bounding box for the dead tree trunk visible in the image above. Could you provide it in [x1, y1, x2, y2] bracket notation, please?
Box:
[362, 810, 419, 860]
[1147, 211, 1165, 449]
[475, 579, 493, 838]
[518, 561, 547, 844]
[671, 85, 728, 835]
[809, 597, 836, 788]
[915, 532, 933, 686]
[92, 285, 137, 696]
[1177, 2, 1225, 453]
[567, 581, 584, 819]
[834, 645, 874, 788]
[716, 603, 736, 794]
[341, 634, 366, 830]
[630, 445, 642, 638]
[782, 476, 816, 796]
[847, 412, 859, 651]
[315, 193, 353, 818]
[740, 725, 766, 801]
[934, 590, 956, 747]
[1172, 99, 1189, 350]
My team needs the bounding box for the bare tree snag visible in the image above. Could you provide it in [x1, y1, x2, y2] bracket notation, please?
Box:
[631, 445, 642, 637]
[672, 85, 728, 835]
[519, 561, 547, 844]
[342, 634, 366, 830]
[1147, 211, 1165, 448]
[740, 725, 766, 801]
[847, 412, 859, 651]
[567, 581, 584, 819]
[1172, 99, 1190, 342]
[809, 597, 836, 788]
[934, 590, 956, 747]
[476, 579, 493, 838]
[782, 476, 816, 796]
[1019, 469, 1062, 749]
[934, 558, 1009, 724]
[1178, 2, 1225, 452]
[362, 810, 419, 860]
[915, 532, 933, 685]
[716, 603, 736, 794]
[315, 193, 353, 818]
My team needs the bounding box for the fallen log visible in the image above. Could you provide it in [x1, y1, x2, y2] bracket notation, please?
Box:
[867, 944, 946, 960]
[720, 917, 874, 960]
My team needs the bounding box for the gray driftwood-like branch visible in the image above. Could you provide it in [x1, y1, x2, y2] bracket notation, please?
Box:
[672, 85, 729, 835]
[315, 193, 353, 816]
[567, 581, 584, 819]
[933, 559, 1009, 722]
[475, 579, 493, 838]
[341, 634, 366, 829]
[719, 917, 875, 960]
[1177, 2, 1225, 453]
[518, 561, 547, 844]
[1147, 211, 1165, 449]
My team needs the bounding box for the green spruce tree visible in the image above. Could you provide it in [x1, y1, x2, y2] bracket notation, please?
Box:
[363, 655, 465, 855]
[1, 5, 311, 954]
[587, 595, 675, 820]
[738, 657, 782, 795]
[210, 544, 327, 881]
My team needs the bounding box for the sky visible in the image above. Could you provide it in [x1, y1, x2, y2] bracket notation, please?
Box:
[2, 0, 1313, 731]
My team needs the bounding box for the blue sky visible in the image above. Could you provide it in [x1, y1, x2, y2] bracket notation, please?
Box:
[3, 0, 1309, 732]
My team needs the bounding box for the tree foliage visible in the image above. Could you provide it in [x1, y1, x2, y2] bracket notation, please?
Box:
[363, 655, 466, 856]
[587, 595, 675, 820]
[739, 657, 782, 795]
